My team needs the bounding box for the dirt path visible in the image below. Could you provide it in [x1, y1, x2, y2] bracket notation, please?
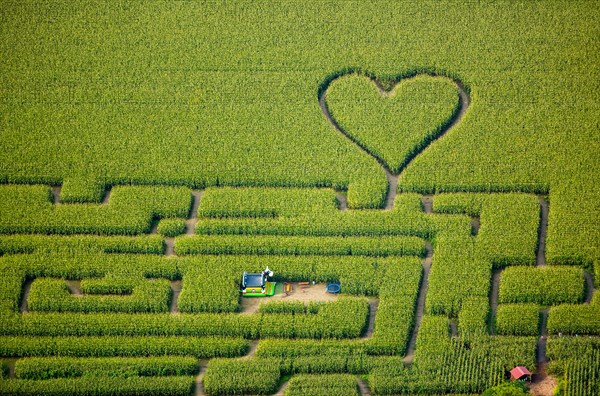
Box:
[403, 241, 432, 364]
[531, 197, 553, 391]
[240, 282, 339, 314]
[529, 365, 557, 396]
[51, 186, 61, 204]
[530, 310, 556, 395]
[318, 72, 470, 210]
[272, 380, 289, 396]
[358, 378, 372, 396]
[170, 280, 182, 314]
[186, 191, 203, 235]
[471, 216, 480, 236]
[384, 172, 399, 210]
[164, 238, 175, 256]
[6, 358, 16, 379]
[101, 188, 112, 204]
[489, 269, 501, 335]
[449, 319, 457, 337]
[65, 280, 82, 296]
[194, 361, 207, 396]
[19, 278, 33, 313]
[149, 219, 159, 234]
[362, 299, 379, 338]
[244, 341, 259, 359]
[421, 194, 433, 214]
[536, 196, 549, 267]
[336, 192, 348, 210]
[584, 270, 596, 304]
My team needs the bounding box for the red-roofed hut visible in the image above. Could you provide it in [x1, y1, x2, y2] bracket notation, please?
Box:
[510, 366, 531, 381]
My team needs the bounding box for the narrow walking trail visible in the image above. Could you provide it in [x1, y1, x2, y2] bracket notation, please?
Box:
[402, 197, 435, 363]
[51, 186, 61, 204]
[186, 191, 203, 235]
[244, 341, 259, 359]
[534, 196, 551, 389]
[272, 380, 289, 396]
[101, 188, 112, 204]
[536, 196, 549, 267]
[403, 240, 432, 364]
[488, 270, 501, 336]
[170, 280, 182, 314]
[164, 190, 202, 256]
[449, 320, 457, 337]
[164, 238, 175, 256]
[65, 280, 82, 296]
[6, 359, 16, 379]
[384, 173, 399, 210]
[584, 270, 596, 303]
[537, 309, 549, 363]
[471, 216, 480, 236]
[19, 278, 33, 313]
[358, 378, 372, 396]
[362, 299, 379, 338]
[194, 362, 207, 396]
[336, 192, 348, 210]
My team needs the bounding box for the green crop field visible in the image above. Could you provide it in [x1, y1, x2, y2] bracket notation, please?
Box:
[0, 1, 598, 395]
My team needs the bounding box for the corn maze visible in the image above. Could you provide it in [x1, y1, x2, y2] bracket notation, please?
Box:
[1, 1, 599, 396]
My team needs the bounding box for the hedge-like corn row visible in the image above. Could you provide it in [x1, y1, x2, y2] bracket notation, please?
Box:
[196, 189, 434, 238]
[59, 178, 107, 204]
[546, 181, 599, 268]
[14, 356, 198, 380]
[256, 298, 369, 339]
[203, 358, 280, 396]
[157, 218, 187, 237]
[494, 304, 540, 336]
[3, 305, 372, 342]
[547, 295, 600, 335]
[0, 376, 194, 396]
[434, 193, 539, 267]
[255, 339, 366, 358]
[0, 185, 191, 235]
[457, 297, 489, 337]
[198, 187, 338, 218]
[2, 312, 262, 338]
[369, 258, 422, 355]
[27, 278, 172, 313]
[0, 336, 248, 358]
[0, 361, 7, 379]
[285, 373, 359, 396]
[175, 234, 426, 257]
[177, 268, 240, 313]
[0, 235, 164, 255]
[258, 300, 320, 315]
[499, 266, 585, 305]
[426, 234, 490, 316]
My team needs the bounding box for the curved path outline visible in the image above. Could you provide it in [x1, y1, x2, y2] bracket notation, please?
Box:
[318, 71, 470, 210]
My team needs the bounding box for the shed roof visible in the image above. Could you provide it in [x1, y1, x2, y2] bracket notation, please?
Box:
[510, 366, 531, 379]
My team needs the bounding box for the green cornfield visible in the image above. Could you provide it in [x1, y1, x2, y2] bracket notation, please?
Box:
[0, 1, 597, 395]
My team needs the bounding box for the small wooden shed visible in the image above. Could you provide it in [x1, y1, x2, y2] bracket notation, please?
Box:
[510, 366, 531, 381]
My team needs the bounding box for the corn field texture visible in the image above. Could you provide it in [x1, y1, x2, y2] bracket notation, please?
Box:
[0, 1, 598, 395]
